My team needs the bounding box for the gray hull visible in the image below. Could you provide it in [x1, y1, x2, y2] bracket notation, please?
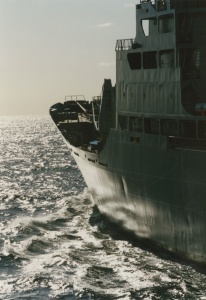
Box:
[50, 0, 206, 265]
[69, 129, 206, 264]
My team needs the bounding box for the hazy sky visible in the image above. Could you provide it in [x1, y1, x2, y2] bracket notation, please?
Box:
[0, 0, 139, 116]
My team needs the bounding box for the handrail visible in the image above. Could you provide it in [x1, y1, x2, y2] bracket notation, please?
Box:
[115, 39, 134, 51]
[65, 95, 85, 102]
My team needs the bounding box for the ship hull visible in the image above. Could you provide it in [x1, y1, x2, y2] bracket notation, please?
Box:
[68, 129, 206, 265]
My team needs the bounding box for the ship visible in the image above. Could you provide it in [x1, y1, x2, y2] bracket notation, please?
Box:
[50, 0, 206, 264]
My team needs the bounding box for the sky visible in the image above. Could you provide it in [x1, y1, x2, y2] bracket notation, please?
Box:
[0, 0, 139, 116]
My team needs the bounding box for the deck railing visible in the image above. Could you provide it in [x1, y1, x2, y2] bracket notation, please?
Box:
[140, 0, 175, 10]
[115, 39, 134, 51]
[65, 95, 85, 102]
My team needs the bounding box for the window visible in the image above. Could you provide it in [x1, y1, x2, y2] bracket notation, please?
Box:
[143, 51, 157, 69]
[179, 48, 200, 79]
[127, 53, 141, 70]
[177, 14, 193, 43]
[159, 14, 174, 33]
[129, 117, 143, 132]
[141, 18, 157, 37]
[160, 50, 174, 68]
[118, 115, 127, 130]
[196, 0, 206, 7]
[198, 121, 206, 138]
[161, 119, 177, 136]
[145, 118, 159, 134]
[180, 120, 196, 138]
[142, 19, 149, 36]
[151, 119, 160, 134]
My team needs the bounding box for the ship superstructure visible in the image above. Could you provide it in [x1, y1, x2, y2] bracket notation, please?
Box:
[50, 0, 206, 264]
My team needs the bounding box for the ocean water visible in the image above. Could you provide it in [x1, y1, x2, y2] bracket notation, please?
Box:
[1, 116, 206, 300]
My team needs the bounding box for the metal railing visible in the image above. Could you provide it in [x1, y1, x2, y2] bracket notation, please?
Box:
[140, 0, 155, 3]
[65, 95, 85, 102]
[115, 39, 134, 51]
[140, 0, 174, 10]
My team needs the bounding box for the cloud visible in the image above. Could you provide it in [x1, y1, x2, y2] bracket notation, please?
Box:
[99, 62, 115, 67]
[97, 22, 113, 28]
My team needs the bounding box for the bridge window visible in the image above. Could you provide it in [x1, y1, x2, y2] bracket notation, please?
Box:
[145, 118, 160, 134]
[198, 121, 206, 138]
[179, 48, 200, 79]
[141, 17, 157, 37]
[143, 51, 157, 69]
[129, 117, 143, 132]
[180, 120, 196, 138]
[160, 50, 174, 68]
[161, 119, 177, 136]
[159, 14, 174, 33]
[127, 53, 141, 70]
[118, 115, 127, 130]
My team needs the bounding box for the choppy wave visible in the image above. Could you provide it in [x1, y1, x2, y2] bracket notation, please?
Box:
[0, 116, 206, 299]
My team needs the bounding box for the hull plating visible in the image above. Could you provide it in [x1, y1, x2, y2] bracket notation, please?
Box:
[69, 129, 206, 264]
